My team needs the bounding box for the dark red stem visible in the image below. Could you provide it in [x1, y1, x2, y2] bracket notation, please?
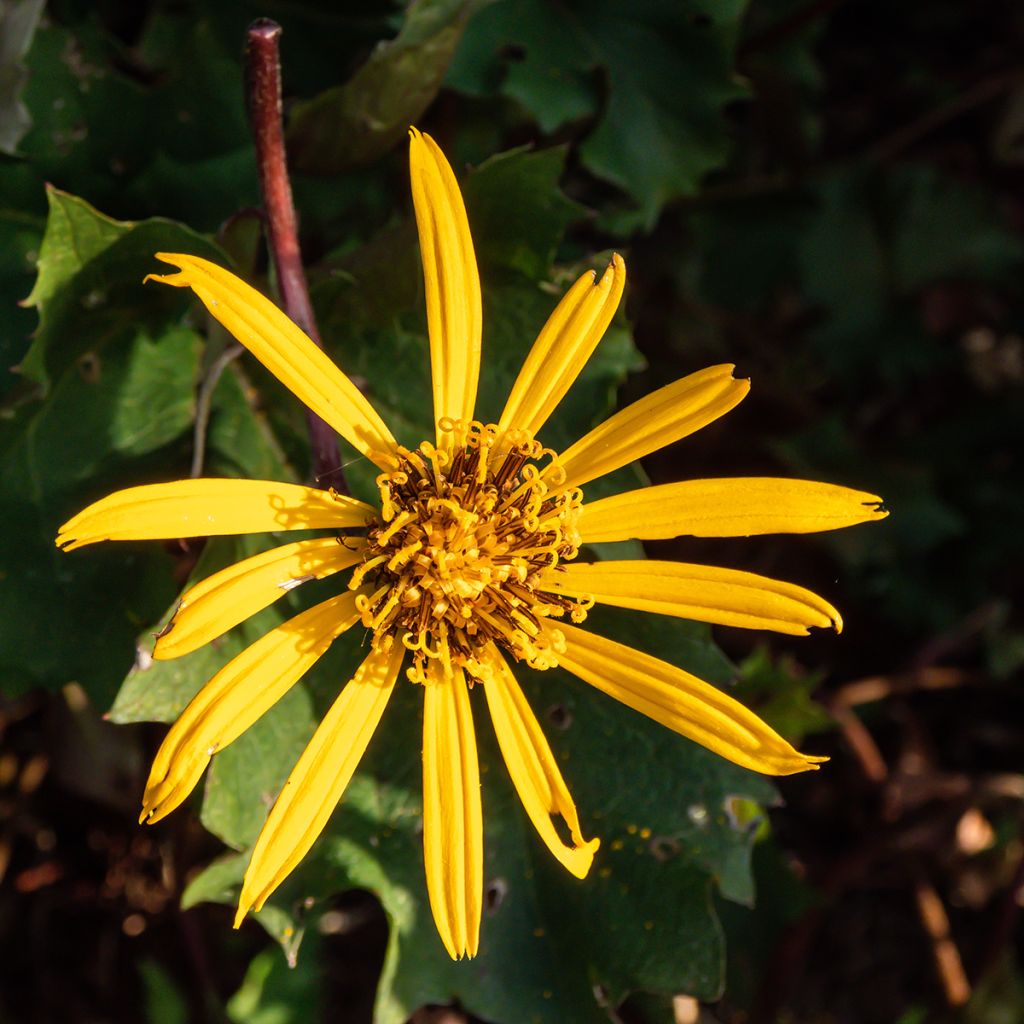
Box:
[244, 19, 345, 490]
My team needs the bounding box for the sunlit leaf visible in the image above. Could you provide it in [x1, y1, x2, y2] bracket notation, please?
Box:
[0, 191, 218, 704]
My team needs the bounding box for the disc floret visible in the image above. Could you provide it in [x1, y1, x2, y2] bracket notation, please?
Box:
[353, 419, 591, 682]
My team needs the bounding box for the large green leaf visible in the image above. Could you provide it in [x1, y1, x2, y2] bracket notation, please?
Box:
[15, 12, 263, 232]
[462, 145, 584, 281]
[22, 187, 128, 317]
[448, 0, 752, 228]
[287, 0, 481, 174]
[17, 188, 216, 389]
[18, 20, 150, 207]
[184, 606, 772, 1022]
[380, 608, 768, 1019]
[204, 682, 319, 852]
[0, 191, 222, 704]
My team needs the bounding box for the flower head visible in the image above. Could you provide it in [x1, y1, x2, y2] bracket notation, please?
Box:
[56, 129, 886, 959]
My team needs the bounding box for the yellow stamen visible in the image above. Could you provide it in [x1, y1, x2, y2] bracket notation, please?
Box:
[351, 420, 585, 680]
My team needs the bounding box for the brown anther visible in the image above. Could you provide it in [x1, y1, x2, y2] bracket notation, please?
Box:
[351, 421, 587, 679]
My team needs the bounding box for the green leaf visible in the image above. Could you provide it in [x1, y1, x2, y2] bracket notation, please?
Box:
[718, 838, 819, 1010]
[287, 0, 481, 174]
[137, 959, 190, 1024]
[0, 503, 178, 706]
[4, 323, 199, 495]
[22, 187, 128, 314]
[183, 852, 308, 967]
[462, 146, 584, 280]
[734, 646, 832, 746]
[0, 191, 222, 704]
[17, 15, 258, 232]
[245, 609, 767, 1022]
[447, 0, 596, 130]
[0, 161, 45, 398]
[0, 323, 200, 704]
[203, 682, 318, 851]
[108, 365, 317, 846]
[0, 0, 46, 155]
[19, 21, 151, 201]
[579, 0, 750, 230]
[204, 361, 299, 483]
[886, 164, 1024, 290]
[123, 18, 259, 231]
[226, 943, 324, 1024]
[17, 187, 217, 390]
[448, 0, 752, 228]
[127, 149, 259, 237]
[182, 850, 248, 910]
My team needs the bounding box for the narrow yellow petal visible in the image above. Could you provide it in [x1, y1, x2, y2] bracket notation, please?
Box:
[408, 128, 483, 443]
[553, 622, 826, 776]
[481, 647, 599, 878]
[56, 479, 374, 551]
[552, 365, 750, 491]
[422, 661, 483, 959]
[146, 253, 397, 466]
[140, 592, 361, 825]
[579, 478, 888, 544]
[545, 560, 842, 636]
[235, 642, 403, 923]
[497, 255, 625, 441]
[155, 537, 367, 660]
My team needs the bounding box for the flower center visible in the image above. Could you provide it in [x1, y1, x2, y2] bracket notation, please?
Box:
[352, 420, 591, 683]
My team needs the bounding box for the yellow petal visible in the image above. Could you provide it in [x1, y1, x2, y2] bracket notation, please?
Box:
[553, 622, 826, 776]
[235, 641, 404, 923]
[408, 128, 483, 444]
[498, 255, 625, 441]
[481, 647, 599, 878]
[579, 478, 888, 543]
[56, 479, 374, 551]
[422, 661, 483, 959]
[140, 592, 361, 824]
[155, 537, 367, 660]
[552, 365, 749, 491]
[545, 560, 842, 636]
[146, 253, 397, 466]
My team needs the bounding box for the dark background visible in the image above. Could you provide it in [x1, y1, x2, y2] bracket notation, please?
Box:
[1, 0, 1022, 1021]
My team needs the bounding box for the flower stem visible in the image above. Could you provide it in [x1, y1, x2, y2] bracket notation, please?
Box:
[244, 18, 346, 491]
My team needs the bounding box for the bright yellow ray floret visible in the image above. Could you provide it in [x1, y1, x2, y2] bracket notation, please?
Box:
[56, 127, 887, 961]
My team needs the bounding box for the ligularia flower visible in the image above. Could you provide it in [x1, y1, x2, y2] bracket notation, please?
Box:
[57, 129, 886, 959]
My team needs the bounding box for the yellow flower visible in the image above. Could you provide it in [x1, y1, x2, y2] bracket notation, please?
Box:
[56, 129, 886, 960]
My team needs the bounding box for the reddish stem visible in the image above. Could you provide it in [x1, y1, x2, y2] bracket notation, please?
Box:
[244, 19, 345, 490]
